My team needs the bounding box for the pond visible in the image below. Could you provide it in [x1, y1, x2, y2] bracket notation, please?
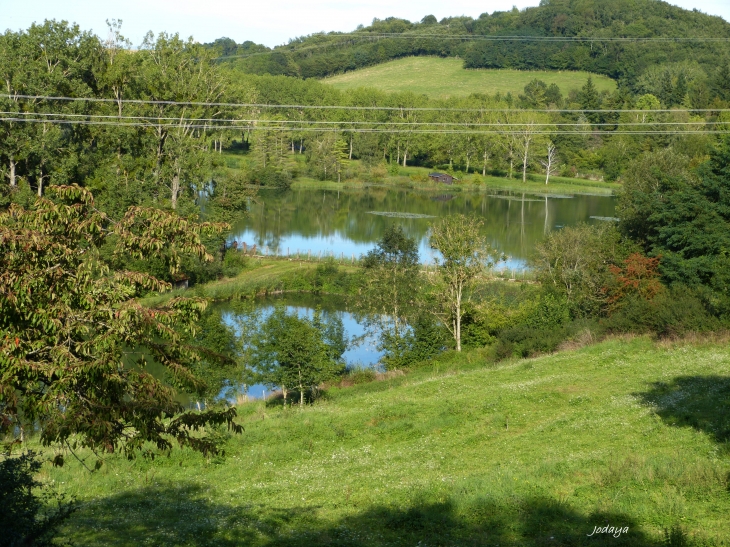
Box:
[229, 186, 616, 269]
[216, 294, 381, 400]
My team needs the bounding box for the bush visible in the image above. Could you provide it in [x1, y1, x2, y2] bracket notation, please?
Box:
[0, 451, 76, 547]
[252, 167, 291, 188]
[380, 315, 451, 370]
[494, 324, 572, 360]
[602, 288, 720, 337]
[222, 250, 248, 278]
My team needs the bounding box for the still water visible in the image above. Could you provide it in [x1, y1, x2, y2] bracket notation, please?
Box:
[217, 294, 381, 400]
[230, 187, 616, 268]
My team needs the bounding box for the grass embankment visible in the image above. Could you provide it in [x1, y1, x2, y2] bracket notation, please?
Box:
[46, 336, 730, 546]
[291, 173, 619, 196]
[322, 57, 617, 99]
[143, 258, 362, 307]
[222, 149, 619, 196]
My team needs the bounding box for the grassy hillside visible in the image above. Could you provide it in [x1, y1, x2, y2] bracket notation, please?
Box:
[322, 57, 616, 99]
[218, 0, 730, 90]
[47, 336, 730, 546]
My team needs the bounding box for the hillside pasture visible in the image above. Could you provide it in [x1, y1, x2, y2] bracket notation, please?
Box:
[48, 336, 730, 546]
[322, 56, 617, 99]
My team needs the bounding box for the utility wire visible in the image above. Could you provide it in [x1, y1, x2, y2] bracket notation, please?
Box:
[3, 94, 730, 113]
[2, 111, 725, 128]
[1, 117, 722, 135]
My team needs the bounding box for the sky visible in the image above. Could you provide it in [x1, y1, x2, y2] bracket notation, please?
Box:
[3, 0, 729, 48]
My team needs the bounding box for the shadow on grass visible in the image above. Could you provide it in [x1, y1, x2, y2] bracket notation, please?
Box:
[67, 483, 675, 547]
[638, 375, 730, 448]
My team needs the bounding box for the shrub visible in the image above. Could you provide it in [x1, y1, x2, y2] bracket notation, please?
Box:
[494, 324, 572, 359]
[602, 288, 719, 337]
[222, 250, 248, 278]
[0, 451, 76, 547]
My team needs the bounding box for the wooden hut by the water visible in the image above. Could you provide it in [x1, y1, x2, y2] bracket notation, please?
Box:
[428, 172, 454, 184]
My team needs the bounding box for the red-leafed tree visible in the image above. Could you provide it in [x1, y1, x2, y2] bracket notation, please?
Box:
[606, 253, 663, 309]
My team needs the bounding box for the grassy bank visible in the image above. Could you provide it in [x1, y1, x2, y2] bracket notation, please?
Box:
[290, 168, 619, 196]
[221, 152, 619, 196]
[44, 335, 730, 546]
[322, 57, 617, 99]
[143, 258, 363, 307]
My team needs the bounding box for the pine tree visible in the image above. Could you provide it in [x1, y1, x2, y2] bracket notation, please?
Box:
[579, 77, 601, 124]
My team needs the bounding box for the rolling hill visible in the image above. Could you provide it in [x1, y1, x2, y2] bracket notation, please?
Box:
[212, 0, 730, 94]
[322, 56, 616, 99]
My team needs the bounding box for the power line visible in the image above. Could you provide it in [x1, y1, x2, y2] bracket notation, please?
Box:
[3, 94, 730, 113]
[2, 111, 725, 128]
[1, 117, 723, 135]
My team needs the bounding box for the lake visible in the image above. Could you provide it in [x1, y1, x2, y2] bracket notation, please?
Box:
[217, 294, 382, 400]
[229, 186, 616, 269]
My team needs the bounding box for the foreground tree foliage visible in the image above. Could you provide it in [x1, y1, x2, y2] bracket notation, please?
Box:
[0, 186, 242, 457]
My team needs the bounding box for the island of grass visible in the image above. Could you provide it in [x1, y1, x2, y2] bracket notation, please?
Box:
[322, 56, 617, 99]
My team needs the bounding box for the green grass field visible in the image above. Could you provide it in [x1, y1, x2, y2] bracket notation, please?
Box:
[44, 336, 730, 546]
[322, 57, 617, 99]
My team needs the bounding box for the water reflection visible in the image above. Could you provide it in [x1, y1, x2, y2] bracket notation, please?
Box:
[230, 187, 615, 268]
[216, 294, 381, 400]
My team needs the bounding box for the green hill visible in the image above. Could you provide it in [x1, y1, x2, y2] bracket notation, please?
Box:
[322, 56, 616, 98]
[50, 337, 730, 546]
[213, 0, 730, 95]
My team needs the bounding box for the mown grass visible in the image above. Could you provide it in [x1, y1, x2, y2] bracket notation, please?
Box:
[322, 57, 617, 99]
[41, 336, 730, 546]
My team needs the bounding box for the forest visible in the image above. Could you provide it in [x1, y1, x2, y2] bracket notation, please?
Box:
[2, 4, 730, 545]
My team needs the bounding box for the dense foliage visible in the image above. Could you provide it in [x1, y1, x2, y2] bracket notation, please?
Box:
[212, 0, 730, 98]
[0, 186, 241, 456]
[0, 451, 75, 547]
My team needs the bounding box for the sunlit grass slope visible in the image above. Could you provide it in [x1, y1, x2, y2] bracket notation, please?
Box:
[49, 337, 730, 546]
[322, 57, 617, 99]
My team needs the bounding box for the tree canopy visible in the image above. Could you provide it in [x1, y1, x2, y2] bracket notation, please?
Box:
[0, 186, 241, 456]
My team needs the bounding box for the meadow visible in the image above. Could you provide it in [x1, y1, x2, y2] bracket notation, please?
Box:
[321, 57, 617, 99]
[44, 336, 730, 546]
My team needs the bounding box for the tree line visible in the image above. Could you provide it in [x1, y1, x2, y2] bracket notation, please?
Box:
[213, 0, 730, 96]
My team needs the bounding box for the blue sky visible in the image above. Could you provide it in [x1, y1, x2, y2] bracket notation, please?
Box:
[4, 0, 729, 48]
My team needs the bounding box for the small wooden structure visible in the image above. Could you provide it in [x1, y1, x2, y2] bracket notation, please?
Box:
[172, 273, 189, 290]
[428, 172, 454, 185]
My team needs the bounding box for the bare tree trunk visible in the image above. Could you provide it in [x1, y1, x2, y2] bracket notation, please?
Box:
[349, 135, 353, 160]
[455, 287, 462, 352]
[483, 149, 488, 176]
[37, 167, 43, 197]
[299, 370, 304, 407]
[465, 153, 470, 173]
[299, 138, 303, 153]
[402, 149, 408, 168]
[9, 157, 16, 187]
[282, 386, 288, 408]
[522, 140, 529, 183]
[171, 168, 181, 210]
